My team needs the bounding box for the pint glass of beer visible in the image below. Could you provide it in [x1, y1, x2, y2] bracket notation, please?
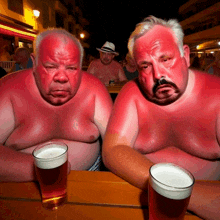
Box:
[148, 163, 195, 220]
[32, 142, 68, 210]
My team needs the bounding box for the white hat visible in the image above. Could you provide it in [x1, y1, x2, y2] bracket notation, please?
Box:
[96, 41, 119, 56]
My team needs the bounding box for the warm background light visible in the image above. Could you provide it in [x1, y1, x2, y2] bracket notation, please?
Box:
[80, 33, 85, 39]
[33, 10, 40, 18]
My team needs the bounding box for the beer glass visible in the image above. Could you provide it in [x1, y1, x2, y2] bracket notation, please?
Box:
[33, 142, 68, 210]
[148, 163, 195, 220]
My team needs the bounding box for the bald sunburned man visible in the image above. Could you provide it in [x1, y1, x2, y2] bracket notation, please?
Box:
[0, 28, 113, 182]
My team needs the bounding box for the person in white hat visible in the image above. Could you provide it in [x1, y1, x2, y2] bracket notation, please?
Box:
[87, 41, 127, 85]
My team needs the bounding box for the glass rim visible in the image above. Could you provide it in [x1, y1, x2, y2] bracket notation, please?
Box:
[149, 163, 195, 190]
[32, 141, 68, 161]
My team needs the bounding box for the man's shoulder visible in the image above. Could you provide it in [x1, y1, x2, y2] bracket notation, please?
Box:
[87, 59, 102, 73]
[88, 59, 101, 67]
[111, 60, 122, 68]
[195, 69, 220, 84]
[79, 72, 111, 101]
[0, 69, 34, 105]
[83, 70, 100, 80]
[81, 71, 107, 90]
[117, 79, 141, 99]
[0, 69, 33, 90]
[190, 70, 220, 102]
[123, 79, 139, 88]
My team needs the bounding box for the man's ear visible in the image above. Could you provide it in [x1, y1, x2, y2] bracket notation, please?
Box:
[30, 53, 36, 69]
[183, 45, 190, 67]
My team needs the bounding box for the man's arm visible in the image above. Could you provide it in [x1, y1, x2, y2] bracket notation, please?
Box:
[102, 88, 153, 189]
[93, 82, 113, 139]
[0, 145, 36, 182]
[103, 136, 153, 189]
[188, 180, 220, 220]
[0, 95, 36, 182]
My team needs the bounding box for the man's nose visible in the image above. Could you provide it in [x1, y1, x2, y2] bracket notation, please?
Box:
[103, 53, 108, 58]
[53, 70, 68, 83]
[152, 63, 164, 81]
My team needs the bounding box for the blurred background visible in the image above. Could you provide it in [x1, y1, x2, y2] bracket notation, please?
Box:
[0, 0, 219, 71]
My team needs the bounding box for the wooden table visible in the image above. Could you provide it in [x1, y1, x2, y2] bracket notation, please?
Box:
[107, 84, 124, 102]
[0, 171, 202, 220]
[107, 84, 124, 94]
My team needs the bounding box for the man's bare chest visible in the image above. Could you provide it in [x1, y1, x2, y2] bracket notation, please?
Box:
[135, 110, 220, 160]
[6, 102, 99, 149]
[94, 63, 119, 75]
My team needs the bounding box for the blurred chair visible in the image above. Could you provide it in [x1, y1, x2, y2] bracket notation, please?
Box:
[0, 61, 16, 73]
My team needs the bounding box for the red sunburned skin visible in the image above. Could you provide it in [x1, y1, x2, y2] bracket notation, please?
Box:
[133, 25, 189, 105]
[33, 34, 82, 106]
[103, 24, 220, 182]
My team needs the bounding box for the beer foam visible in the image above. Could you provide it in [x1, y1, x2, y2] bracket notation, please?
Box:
[150, 163, 194, 200]
[34, 144, 67, 169]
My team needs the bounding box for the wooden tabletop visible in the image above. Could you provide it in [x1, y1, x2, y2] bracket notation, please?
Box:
[0, 171, 202, 220]
[106, 84, 124, 94]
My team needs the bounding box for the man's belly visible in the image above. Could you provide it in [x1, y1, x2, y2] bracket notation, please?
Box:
[20, 139, 100, 171]
[145, 147, 220, 180]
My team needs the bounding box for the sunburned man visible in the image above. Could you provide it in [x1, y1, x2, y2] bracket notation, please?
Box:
[0, 28, 113, 182]
[87, 41, 127, 85]
[103, 16, 220, 220]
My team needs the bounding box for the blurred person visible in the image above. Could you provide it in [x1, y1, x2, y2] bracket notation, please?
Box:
[199, 57, 207, 71]
[11, 47, 33, 72]
[204, 53, 215, 70]
[123, 53, 138, 80]
[103, 16, 220, 220]
[0, 45, 11, 61]
[87, 41, 127, 85]
[206, 51, 220, 76]
[190, 56, 201, 70]
[0, 28, 113, 182]
[119, 54, 127, 67]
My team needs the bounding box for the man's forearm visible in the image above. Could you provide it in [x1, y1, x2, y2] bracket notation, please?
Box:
[0, 145, 36, 182]
[188, 180, 220, 220]
[103, 144, 153, 190]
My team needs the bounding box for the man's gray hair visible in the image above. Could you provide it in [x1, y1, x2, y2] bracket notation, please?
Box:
[128, 15, 184, 58]
[34, 28, 84, 67]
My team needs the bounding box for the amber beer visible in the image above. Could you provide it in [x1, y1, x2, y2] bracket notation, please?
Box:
[148, 163, 195, 220]
[33, 142, 68, 210]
